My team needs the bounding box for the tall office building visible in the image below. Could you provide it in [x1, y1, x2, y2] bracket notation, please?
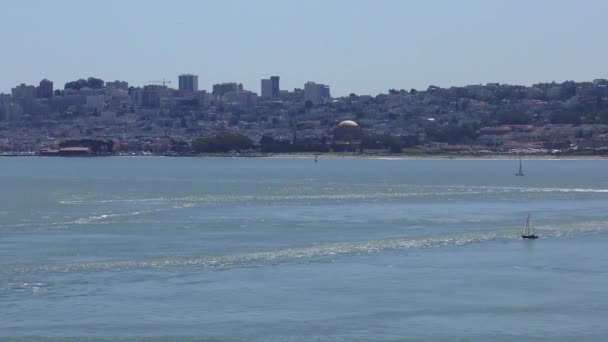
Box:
[261, 76, 280, 98]
[321, 84, 330, 98]
[261, 79, 273, 98]
[11, 83, 36, 114]
[270, 76, 280, 98]
[0, 94, 22, 122]
[12, 84, 36, 99]
[178, 74, 199, 93]
[0, 94, 10, 121]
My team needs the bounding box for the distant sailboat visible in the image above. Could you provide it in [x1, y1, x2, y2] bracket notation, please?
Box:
[515, 156, 525, 176]
[521, 214, 538, 239]
[314, 154, 318, 163]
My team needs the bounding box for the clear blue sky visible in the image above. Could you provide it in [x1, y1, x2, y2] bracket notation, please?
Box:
[1, 0, 607, 96]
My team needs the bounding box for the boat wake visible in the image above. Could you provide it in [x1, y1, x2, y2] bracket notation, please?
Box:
[69, 209, 168, 225]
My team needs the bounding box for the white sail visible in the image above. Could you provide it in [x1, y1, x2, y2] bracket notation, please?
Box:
[519, 158, 523, 174]
[522, 214, 536, 237]
[516, 157, 524, 176]
[528, 215, 535, 236]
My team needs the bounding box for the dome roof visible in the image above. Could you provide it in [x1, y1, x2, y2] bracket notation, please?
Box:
[337, 120, 359, 127]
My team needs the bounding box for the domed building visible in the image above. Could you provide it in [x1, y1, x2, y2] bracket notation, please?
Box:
[338, 120, 358, 127]
[333, 120, 362, 151]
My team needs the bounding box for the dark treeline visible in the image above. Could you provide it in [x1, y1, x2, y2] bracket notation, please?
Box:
[426, 123, 479, 145]
[182, 133, 420, 154]
[260, 136, 329, 153]
[64, 77, 105, 90]
[191, 133, 255, 153]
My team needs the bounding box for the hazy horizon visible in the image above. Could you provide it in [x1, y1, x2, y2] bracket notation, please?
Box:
[2, 0, 607, 96]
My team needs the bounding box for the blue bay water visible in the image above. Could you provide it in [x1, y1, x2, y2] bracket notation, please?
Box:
[0, 157, 607, 341]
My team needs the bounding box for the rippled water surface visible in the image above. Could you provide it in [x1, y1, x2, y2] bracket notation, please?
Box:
[1, 157, 608, 341]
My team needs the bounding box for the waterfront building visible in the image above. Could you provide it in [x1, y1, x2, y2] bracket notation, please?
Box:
[333, 120, 362, 152]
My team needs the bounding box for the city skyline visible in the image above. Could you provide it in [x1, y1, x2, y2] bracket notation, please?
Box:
[5, 72, 608, 100]
[2, 0, 608, 96]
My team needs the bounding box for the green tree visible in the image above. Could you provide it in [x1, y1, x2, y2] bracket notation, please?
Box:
[87, 77, 105, 89]
[192, 133, 254, 153]
[426, 123, 478, 144]
[64, 79, 88, 90]
[362, 134, 401, 149]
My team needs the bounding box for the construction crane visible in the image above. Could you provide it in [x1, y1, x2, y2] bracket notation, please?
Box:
[148, 78, 172, 86]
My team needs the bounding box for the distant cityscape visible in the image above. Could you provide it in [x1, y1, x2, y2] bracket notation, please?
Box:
[1, 74, 608, 156]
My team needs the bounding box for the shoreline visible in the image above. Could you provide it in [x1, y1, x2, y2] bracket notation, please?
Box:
[257, 152, 608, 160]
[3, 152, 608, 160]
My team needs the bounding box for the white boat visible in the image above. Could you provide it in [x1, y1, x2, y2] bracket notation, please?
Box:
[515, 157, 524, 176]
[521, 214, 538, 239]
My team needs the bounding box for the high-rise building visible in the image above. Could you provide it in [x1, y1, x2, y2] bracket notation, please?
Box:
[304, 81, 331, 105]
[261, 76, 280, 98]
[321, 84, 331, 98]
[12, 84, 36, 99]
[11, 84, 36, 114]
[270, 76, 280, 98]
[261, 79, 273, 98]
[178, 74, 199, 93]
[0, 93, 23, 121]
[1, 104, 23, 121]
[0, 94, 10, 121]
[37, 79, 54, 98]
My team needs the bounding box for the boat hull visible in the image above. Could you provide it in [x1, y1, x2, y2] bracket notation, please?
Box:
[522, 235, 538, 239]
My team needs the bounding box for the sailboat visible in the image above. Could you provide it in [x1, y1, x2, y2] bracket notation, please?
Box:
[521, 214, 538, 239]
[515, 156, 524, 176]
